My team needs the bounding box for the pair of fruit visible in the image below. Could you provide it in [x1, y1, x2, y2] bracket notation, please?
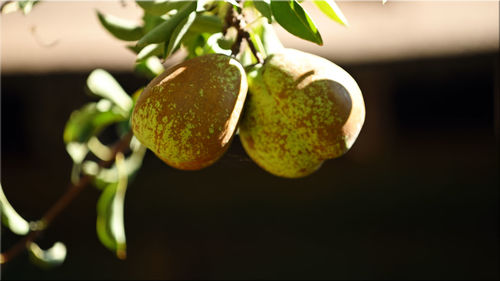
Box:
[131, 49, 365, 178]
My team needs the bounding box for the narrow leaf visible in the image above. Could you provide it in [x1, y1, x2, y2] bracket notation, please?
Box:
[96, 153, 128, 259]
[18, 0, 38, 15]
[97, 11, 143, 41]
[226, 0, 240, 6]
[270, 0, 323, 45]
[190, 14, 223, 34]
[63, 101, 126, 145]
[142, 13, 168, 34]
[28, 242, 67, 269]
[312, 0, 348, 27]
[252, 0, 272, 23]
[136, 1, 197, 49]
[196, 0, 210, 12]
[84, 138, 146, 189]
[0, 183, 30, 235]
[165, 11, 197, 58]
[137, 43, 164, 61]
[136, 0, 189, 17]
[135, 56, 165, 79]
[204, 33, 232, 56]
[87, 69, 133, 114]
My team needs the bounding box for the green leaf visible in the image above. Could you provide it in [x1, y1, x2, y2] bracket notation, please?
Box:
[97, 11, 144, 41]
[84, 137, 147, 189]
[252, 0, 273, 23]
[165, 11, 198, 58]
[63, 101, 127, 145]
[142, 12, 168, 34]
[204, 33, 233, 56]
[247, 30, 267, 58]
[96, 153, 129, 259]
[137, 43, 164, 61]
[0, 183, 30, 235]
[312, 0, 348, 27]
[28, 242, 67, 269]
[196, 0, 210, 12]
[270, 0, 323, 45]
[190, 14, 223, 34]
[136, 1, 197, 49]
[135, 56, 165, 79]
[17, 0, 38, 15]
[183, 33, 208, 59]
[87, 69, 133, 114]
[136, 0, 189, 17]
[226, 0, 240, 6]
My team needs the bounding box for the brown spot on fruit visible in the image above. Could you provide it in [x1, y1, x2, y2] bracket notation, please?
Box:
[239, 49, 365, 178]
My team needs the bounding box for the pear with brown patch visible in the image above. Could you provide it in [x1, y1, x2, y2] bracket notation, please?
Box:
[239, 49, 365, 178]
[131, 54, 248, 170]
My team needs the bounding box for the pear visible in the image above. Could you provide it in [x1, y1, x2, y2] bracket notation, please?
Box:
[131, 54, 248, 170]
[239, 49, 365, 178]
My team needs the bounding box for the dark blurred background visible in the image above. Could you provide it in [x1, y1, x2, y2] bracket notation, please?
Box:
[1, 1, 499, 280]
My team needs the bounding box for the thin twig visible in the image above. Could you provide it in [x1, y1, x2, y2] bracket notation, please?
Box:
[0, 132, 134, 265]
[226, 2, 264, 64]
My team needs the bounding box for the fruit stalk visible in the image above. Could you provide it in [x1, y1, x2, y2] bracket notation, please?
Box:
[225, 1, 264, 63]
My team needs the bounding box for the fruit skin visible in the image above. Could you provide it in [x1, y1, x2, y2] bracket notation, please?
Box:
[131, 54, 248, 170]
[239, 49, 365, 178]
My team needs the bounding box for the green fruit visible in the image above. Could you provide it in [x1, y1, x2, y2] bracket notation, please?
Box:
[239, 49, 365, 178]
[131, 54, 248, 170]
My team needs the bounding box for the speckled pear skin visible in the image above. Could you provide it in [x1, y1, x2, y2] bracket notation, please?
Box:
[239, 49, 365, 178]
[131, 54, 248, 170]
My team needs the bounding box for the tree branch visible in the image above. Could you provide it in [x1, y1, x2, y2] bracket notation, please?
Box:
[226, 2, 264, 64]
[0, 132, 134, 265]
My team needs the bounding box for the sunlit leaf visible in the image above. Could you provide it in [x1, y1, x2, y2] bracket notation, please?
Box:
[0, 183, 30, 236]
[252, 0, 272, 23]
[97, 11, 144, 41]
[137, 43, 163, 61]
[312, 0, 348, 27]
[196, 0, 210, 12]
[1, 2, 19, 14]
[136, 1, 197, 49]
[165, 11, 198, 58]
[28, 242, 67, 269]
[183, 33, 208, 59]
[204, 33, 232, 56]
[65, 145, 88, 170]
[135, 56, 165, 79]
[190, 14, 223, 34]
[383, 0, 388, 4]
[270, 0, 323, 45]
[17, 0, 39, 15]
[88, 136, 113, 161]
[226, 0, 239, 6]
[84, 138, 147, 189]
[96, 153, 129, 259]
[142, 12, 168, 34]
[87, 69, 133, 114]
[136, 0, 188, 17]
[63, 101, 127, 145]
[248, 29, 267, 58]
